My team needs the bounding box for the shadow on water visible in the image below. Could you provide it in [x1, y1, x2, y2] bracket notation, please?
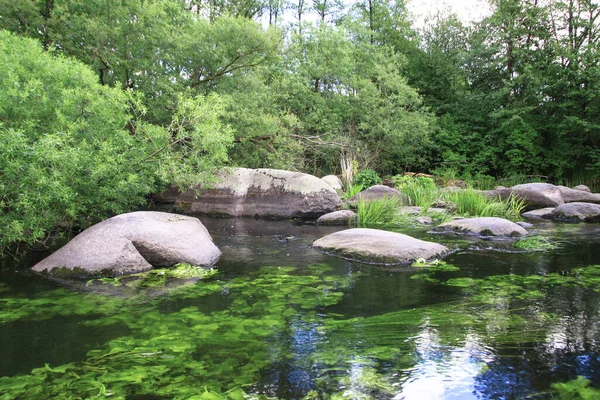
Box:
[2, 216, 600, 398]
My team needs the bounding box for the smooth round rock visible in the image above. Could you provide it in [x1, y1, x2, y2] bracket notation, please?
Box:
[436, 217, 528, 237]
[321, 175, 344, 191]
[573, 185, 591, 193]
[348, 185, 405, 207]
[32, 212, 221, 278]
[313, 228, 449, 264]
[317, 210, 357, 226]
[551, 202, 600, 222]
[521, 208, 555, 219]
[175, 168, 342, 219]
[510, 183, 564, 208]
[557, 185, 600, 204]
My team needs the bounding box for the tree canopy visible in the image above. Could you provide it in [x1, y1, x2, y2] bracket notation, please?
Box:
[1, 0, 599, 249]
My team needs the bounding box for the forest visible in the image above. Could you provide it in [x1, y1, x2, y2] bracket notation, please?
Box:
[1, 0, 599, 250]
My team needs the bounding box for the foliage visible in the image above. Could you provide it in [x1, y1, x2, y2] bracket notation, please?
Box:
[356, 197, 402, 226]
[394, 175, 440, 209]
[514, 236, 558, 252]
[552, 376, 600, 400]
[443, 188, 525, 220]
[354, 169, 382, 188]
[341, 182, 364, 201]
[0, 31, 234, 251]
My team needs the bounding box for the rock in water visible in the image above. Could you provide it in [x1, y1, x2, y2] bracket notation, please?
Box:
[175, 168, 342, 219]
[551, 202, 600, 222]
[317, 210, 357, 226]
[435, 217, 528, 236]
[521, 208, 555, 219]
[32, 212, 221, 277]
[312, 228, 448, 264]
[510, 183, 564, 209]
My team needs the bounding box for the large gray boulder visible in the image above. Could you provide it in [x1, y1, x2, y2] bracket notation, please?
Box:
[551, 202, 600, 222]
[435, 217, 528, 236]
[521, 207, 555, 219]
[317, 210, 357, 226]
[175, 168, 342, 219]
[348, 185, 404, 207]
[557, 185, 600, 204]
[573, 185, 591, 193]
[510, 183, 564, 209]
[321, 175, 344, 191]
[313, 228, 448, 264]
[32, 212, 221, 278]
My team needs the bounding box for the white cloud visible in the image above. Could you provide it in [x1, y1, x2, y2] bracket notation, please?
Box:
[408, 0, 492, 28]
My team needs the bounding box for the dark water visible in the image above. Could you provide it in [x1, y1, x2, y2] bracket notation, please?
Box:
[1, 217, 600, 399]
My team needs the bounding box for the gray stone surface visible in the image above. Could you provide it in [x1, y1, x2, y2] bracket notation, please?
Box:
[573, 185, 591, 193]
[32, 212, 221, 277]
[348, 185, 405, 207]
[521, 207, 555, 219]
[557, 185, 600, 204]
[321, 175, 344, 191]
[313, 228, 449, 264]
[175, 168, 342, 219]
[516, 221, 534, 229]
[436, 217, 528, 236]
[416, 216, 434, 225]
[510, 183, 564, 209]
[551, 202, 600, 222]
[317, 210, 357, 226]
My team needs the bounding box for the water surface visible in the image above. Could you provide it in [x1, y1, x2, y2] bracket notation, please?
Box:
[1, 217, 600, 399]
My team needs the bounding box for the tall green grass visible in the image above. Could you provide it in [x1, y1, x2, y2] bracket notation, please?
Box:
[356, 197, 404, 226]
[341, 182, 364, 201]
[443, 188, 525, 220]
[393, 176, 441, 210]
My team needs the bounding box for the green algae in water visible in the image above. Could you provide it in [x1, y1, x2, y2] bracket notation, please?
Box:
[514, 236, 559, 251]
[4, 263, 600, 398]
[0, 266, 355, 399]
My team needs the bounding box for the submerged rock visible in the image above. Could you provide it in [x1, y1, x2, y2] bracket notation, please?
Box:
[317, 210, 357, 226]
[521, 207, 555, 219]
[435, 217, 527, 237]
[312, 228, 449, 264]
[321, 175, 344, 191]
[32, 212, 221, 278]
[551, 202, 600, 222]
[347, 185, 404, 207]
[175, 168, 342, 219]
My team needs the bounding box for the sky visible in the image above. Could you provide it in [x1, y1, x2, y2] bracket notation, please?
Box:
[407, 0, 492, 28]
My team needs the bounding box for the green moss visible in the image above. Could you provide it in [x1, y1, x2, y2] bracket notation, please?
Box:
[514, 236, 559, 251]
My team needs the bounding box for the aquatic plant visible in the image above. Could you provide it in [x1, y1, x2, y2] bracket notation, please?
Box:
[356, 197, 403, 226]
[443, 188, 525, 220]
[394, 176, 441, 210]
[514, 236, 558, 251]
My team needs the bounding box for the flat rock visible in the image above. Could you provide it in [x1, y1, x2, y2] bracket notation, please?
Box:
[313, 228, 448, 264]
[521, 207, 555, 219]
[557, 185, 600, 204]
[32, 212, 221, 278]
[551, 202, 600, 222]
[175, 168, 342, 219]
[317, 210, 357, 226]
[516, 221, 534, 229]
[416, 216, 434, 225]
[510, 183, 564, 209]
[348, 185, 405, 207]
[435, 217, 527, 236]
[321, 175, 343, 191]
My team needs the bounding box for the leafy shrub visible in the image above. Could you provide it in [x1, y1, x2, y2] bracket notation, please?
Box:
[354, 169, 382, 188]
[341, 183, 364, 201]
